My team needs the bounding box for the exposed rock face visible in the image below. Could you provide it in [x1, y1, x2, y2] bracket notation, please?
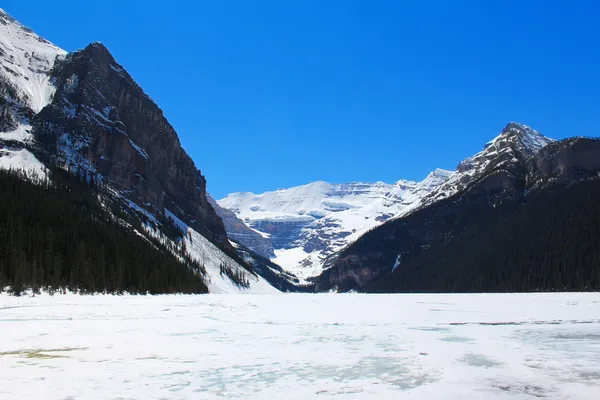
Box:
[32, 42, 227, 245]
[315, 125, 599, 292]
[207, 195, 275, 258]
[528, 137, 600, 184]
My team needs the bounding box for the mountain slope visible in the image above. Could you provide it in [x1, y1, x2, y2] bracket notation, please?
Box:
[0, 168, 209, 295]
[218, 173, 452, 279]
[0, 9, 282, 294]
[33, 41, 228, 247]
[0, 8, 65, 177]
[314, 125, 600, 292]
[208, 195, 275, 259]
[368, 175, 600, 293]
[0, 9, 65, 116]
[396, 122, 554, 218]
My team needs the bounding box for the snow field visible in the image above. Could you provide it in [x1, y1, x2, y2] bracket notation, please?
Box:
[1, 292, 599, 399]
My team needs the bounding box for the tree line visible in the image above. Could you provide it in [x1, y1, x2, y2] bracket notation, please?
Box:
[0, 168, 208, 295]
[367, 179, 600, 293]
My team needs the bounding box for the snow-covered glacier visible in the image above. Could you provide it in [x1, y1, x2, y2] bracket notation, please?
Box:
[1, 292, 599, 399]
[218, 170, 453, 279]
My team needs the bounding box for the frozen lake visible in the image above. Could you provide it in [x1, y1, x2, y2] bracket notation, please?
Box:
[1, 293, 600, 399]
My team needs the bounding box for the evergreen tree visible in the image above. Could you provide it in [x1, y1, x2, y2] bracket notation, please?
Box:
[0, 169, 208, 295]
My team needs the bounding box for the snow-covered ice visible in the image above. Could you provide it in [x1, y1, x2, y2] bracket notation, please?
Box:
[1, 293, 599, 399]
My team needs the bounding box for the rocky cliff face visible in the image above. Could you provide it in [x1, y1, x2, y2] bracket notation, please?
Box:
[30, 42, 227, 246]
[314, 125, 600, 292]
[527, 137, 600, 184]
[207, 195, 275, 258]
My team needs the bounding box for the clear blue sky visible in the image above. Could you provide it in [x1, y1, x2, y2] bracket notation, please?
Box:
[6, 1, 600, 198]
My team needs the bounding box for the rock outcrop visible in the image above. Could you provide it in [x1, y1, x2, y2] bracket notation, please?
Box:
[32, 42, 227, 246]
[208, 195, 275, 258]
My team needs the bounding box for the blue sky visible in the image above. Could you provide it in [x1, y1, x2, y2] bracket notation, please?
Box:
[7, 1, 600, 198]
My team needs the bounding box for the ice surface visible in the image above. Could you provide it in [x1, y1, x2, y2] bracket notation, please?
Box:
[1, 292, 599, 399]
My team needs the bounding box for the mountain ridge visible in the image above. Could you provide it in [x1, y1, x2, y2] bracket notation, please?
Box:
[218, 169, 454, 278]
[216, 122, 559, 282]
[0, 9, 286, 294]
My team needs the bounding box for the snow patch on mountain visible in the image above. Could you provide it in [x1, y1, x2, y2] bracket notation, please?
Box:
[0, 8, 66, 113]
[183, 225, 280, 294]
[0, 8, 63, 181]
[122, 199, 279, 294]
[0, 147, 47, 178]
[0, 122, 32, 143]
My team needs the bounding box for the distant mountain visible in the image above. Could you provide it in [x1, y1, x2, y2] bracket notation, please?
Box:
[208, 195, 275, 259]
[404, 122, 554, 215]
[314, 124, 600, 292]
[218, 170, 453, 279]
[0, 8, 285, 294]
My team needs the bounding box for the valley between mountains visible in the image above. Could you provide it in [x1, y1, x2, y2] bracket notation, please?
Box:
[1, 8, 600, 295]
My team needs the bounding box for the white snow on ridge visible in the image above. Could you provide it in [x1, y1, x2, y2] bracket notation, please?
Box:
[221, 181, 410, 222]
[402, 123, 555, 215]
[0, 8, 66, 113]
[219, 173, 453, 279]
[1, 293, 599, 399]
[485, 122, 554, 155]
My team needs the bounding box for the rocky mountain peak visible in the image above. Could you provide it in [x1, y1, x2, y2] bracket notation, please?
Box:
[456, 122, 553, 175]
[396, 123, 554, 218]
[492, 122, 553, 156]
[21, 36, 229, 247]
[426, 168, 454, 181]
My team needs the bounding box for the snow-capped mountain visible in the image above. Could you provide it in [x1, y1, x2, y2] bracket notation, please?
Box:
[218, 170, 453, 279]
[0, 8, 286, 294]
[217, 123, 556, 281]
[406, 122, 554, 215]
[314, 122, 573, 292]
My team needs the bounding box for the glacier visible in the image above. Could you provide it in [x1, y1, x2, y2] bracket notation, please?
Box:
[219, 171, 454, 279]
